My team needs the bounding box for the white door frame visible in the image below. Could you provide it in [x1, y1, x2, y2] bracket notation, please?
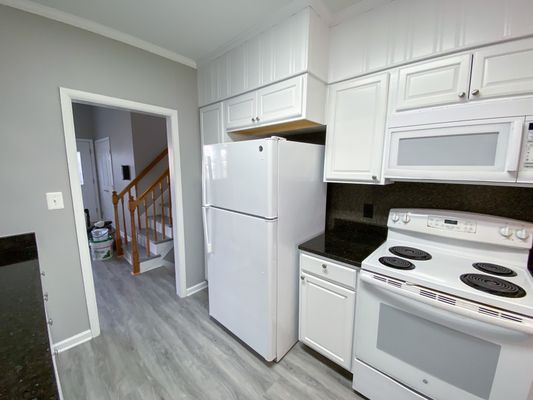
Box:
[75, 138, 102, 221]
[59, 87, 188, 339]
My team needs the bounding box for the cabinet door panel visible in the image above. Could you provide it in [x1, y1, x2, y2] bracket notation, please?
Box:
[257, 75, 303, 124]
[324, 73, 389, 183]
[470, 38, 533, 101]
[227, 45, 246, 97]
[200, 103, 227, 146]
[271, 19, 293, 82]
[225, 92, 256, 131]
[245, 36, 261, 92]
[260, 30, 273, 86]
[299, 273, 355, 370]
[395, 54, 472, 111]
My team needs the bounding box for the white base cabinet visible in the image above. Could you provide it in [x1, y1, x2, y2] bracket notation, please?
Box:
[298, 253, 357, 371]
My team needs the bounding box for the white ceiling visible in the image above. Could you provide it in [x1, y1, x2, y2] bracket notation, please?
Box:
[5, 0, 382, 67]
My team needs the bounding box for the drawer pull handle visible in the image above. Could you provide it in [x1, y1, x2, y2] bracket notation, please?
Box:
[471, 89, 480, 96]
[322, 264, 327, 270]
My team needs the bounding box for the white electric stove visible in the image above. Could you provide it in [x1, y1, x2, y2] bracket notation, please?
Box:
[353, 209, 533, 400]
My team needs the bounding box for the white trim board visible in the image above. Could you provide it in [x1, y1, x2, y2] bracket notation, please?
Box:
[0, 0, 197, 69]
[59, 87, 189, 343]
[186, 281, 208, 296]
[53, 330, 92, 353]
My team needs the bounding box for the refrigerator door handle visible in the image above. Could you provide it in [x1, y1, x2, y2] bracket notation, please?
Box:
[202, 155, 211, 205]
[202, 206, 212, 253]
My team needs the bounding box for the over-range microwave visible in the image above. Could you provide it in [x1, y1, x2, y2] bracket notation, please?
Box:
[384, 116, 533, 185]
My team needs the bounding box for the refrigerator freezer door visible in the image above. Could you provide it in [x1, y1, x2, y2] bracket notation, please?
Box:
[203, 138, 279, 218]
[206, 207, 278, 361]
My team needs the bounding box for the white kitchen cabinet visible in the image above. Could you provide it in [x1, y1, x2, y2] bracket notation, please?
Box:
[324, 72, 389, 183]
[256, 75, 303, 125]
[224, 92, 257, 131]
[225, 74, 325, 133]
[470, 38, 533, 101]
[200, 103, 228, 146]
[394, 54, 472, 111]
[197, 7, 328, 107]
[299, 253, 356, 371]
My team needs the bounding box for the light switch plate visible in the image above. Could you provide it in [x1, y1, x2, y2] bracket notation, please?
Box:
[46, 192, 64, 210]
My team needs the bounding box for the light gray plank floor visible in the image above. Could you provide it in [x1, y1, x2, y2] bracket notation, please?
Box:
[56, 257, 364, 400]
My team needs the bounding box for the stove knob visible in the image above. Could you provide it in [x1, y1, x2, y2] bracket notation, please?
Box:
[515, 228, 530, 241]
[402, 214, 410, 224]
[499, 226, 512, 238]
[391, 213, 400, 223]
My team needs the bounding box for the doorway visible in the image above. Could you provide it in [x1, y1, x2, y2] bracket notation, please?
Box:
[60, 88, 187, 339]
[75, 138, 101, 223]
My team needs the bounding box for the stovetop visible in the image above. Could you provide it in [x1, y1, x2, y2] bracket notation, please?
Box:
[362, 239, 533, 317]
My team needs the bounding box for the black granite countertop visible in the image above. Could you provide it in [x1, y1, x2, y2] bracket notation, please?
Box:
[298, 220, 387, 267]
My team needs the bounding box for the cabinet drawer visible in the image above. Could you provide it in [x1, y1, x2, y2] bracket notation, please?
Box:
[300, 253, 357, 289]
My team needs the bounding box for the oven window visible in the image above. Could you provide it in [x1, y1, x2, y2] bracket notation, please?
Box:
[397, 132, 499, 166]
[377, 304, 501, 399]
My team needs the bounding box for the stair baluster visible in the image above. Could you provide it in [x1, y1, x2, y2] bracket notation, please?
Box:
[128, 196, 140, 275]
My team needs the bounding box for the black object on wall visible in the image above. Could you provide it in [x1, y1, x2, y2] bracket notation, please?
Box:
[327, 182, 533, 229]
[121, 165, 131, 180]
[0, 233, 59, 399]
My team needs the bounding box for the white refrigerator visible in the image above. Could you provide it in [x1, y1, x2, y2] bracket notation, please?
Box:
[202, 137, 327, 362]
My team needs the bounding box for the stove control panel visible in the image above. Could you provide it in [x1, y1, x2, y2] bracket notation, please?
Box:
[427, 216, 477, 233]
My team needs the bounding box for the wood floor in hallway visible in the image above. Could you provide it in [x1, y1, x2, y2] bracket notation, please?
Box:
[56, 258, 363, 400]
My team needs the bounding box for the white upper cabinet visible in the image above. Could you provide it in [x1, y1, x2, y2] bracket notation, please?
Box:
[257, 76, 303, 125]
[225, 74, 325, 133]
[224, 92, 257, 131]
[200, 103, 228, 146]
[198, 7, 328, 107]
[324, 72, 389, 183]
[470, 38, 533, 101]
[328, 0, 533, 84]
[394, 54, 472, 111]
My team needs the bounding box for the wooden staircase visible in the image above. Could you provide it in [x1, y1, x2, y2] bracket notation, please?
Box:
[112, 148, 173, 274]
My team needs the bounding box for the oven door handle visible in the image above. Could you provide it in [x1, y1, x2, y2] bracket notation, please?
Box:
[360, 272, 533, 337]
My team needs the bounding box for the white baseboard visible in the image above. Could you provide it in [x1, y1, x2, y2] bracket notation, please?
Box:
[53, 330, 92, 353]
[186, 280, 208, 296]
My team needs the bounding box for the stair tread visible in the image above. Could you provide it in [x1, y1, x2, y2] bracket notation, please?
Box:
[122, 242, 159, 262]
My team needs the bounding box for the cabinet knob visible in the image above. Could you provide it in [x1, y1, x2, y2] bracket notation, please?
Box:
[47, 318, 53, 326]
[300, 276, 305, 281]
[471, 89, 480, 96]
[43, 293, 49, 302]
[458, 91, 466, 98]
[251, 118, 256, 122]
[256, 116, 260, 121]
[321, 263, 327, 270]
[372, 175, 378, 180]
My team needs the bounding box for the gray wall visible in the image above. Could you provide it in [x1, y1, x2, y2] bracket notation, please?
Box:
[0, 5, 204, 344]
[327, 182, 533, 229]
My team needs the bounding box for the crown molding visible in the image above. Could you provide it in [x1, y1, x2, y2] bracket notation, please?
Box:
[329, 0, 394, 26]
[0, 0, 197, 69]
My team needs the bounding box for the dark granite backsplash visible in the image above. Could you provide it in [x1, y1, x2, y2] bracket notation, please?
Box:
[327, 182, 533, 229]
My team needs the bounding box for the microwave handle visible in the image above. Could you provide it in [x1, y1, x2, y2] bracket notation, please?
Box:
[505, 120, 525, 172]
[360, 272, 533, 336]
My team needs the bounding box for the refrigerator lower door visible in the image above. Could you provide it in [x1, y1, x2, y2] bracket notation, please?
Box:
[203, 138, 279, 218]
[206, 206, 278, 361]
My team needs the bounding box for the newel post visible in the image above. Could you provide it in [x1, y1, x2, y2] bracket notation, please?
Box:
[112, 191, 123, 256]
[128, 196, 140, 275]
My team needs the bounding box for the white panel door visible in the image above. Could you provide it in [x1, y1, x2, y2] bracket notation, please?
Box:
[203, 138, 278, 218]
[200, 103, 227, 146]
[256, 75, 303, 125]
[94, 137, 114, 221]
[224, 91, 256, 131]
[76, 139, 101, 222]
[470, 38, 533, 101]
[324, 72, 389, 183]
[299, 273, 355, 370]
[395, 54, 472, 111]
[206, 207, 277, 361]
[227, 45, 246, 97]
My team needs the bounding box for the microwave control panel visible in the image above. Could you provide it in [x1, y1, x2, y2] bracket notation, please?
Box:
[525, 122, 533, 168]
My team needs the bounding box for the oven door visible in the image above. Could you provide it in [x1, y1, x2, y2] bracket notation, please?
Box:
[385, 117, 525, 183]
[355, 271, 533, 400]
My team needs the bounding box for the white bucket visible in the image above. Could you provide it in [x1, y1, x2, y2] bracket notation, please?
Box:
[91, 228, 109, 242]
[89, 237, 113, 261]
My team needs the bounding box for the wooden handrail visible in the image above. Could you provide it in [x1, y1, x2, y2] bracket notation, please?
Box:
[112, 147, 169, 274]
[117, 148, 168, 198]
